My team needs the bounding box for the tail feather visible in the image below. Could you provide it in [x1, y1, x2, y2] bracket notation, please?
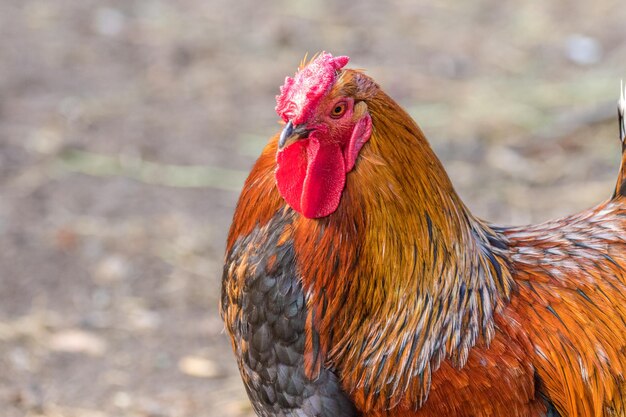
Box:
[617, 81, 626, 142]
[612, 80, 626, 198]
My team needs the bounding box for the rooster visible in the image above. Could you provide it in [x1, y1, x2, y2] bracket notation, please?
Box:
[220, 53, 626, 417]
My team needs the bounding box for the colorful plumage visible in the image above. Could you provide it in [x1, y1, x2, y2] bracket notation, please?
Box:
[220, 53, 626, 417]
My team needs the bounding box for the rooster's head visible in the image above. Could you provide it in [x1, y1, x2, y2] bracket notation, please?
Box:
[274, 52, 375, 219]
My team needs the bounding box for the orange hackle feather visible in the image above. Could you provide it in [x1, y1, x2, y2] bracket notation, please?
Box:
[223, 67, 626, 417]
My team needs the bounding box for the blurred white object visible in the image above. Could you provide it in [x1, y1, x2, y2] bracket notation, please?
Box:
[565, 34, 602, 65]
[619, 80, 626, 117]
[93, 7, 125, 37]
[617, 80, 626, 143]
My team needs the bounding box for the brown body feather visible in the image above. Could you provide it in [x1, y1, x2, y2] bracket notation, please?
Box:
[223, 69, 626, 416]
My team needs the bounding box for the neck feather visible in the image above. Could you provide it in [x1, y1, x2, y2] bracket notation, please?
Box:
[292, 92, 514, 409]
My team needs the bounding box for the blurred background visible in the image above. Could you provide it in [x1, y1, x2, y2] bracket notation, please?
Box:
[1, 0, 625, 416]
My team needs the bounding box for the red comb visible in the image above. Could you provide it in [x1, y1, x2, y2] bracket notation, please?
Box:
[275, 52, 349, 124]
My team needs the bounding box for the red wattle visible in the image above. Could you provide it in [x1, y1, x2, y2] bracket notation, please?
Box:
[276, 138, 346, 219]
[276, 140, 308, 214]
[301, 139, 345, 218]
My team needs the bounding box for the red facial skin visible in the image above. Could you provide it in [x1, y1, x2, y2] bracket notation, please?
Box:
[275, 96, 372, 219]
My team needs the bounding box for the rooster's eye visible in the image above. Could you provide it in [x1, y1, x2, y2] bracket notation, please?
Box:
[330, 102, 347, 118]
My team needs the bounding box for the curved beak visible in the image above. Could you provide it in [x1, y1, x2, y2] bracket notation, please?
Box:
[278, 121, 311, 149]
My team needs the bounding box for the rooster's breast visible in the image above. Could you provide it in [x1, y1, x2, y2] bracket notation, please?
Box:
[220, 212, 357, 417]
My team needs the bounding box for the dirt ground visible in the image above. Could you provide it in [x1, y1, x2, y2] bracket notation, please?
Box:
[1, 1, 625, 416]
